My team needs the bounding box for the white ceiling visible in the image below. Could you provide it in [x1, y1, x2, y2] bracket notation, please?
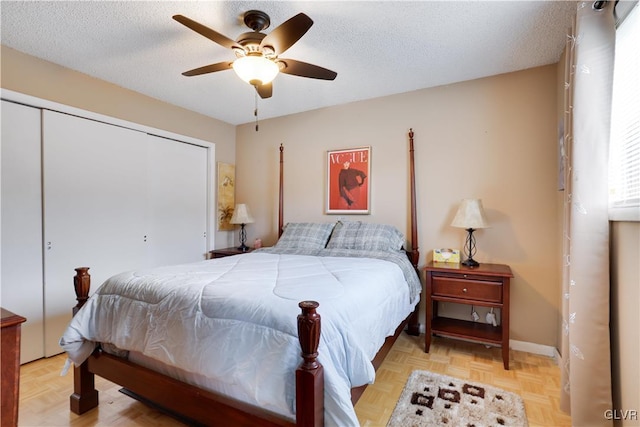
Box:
[1, 1, 577, 126]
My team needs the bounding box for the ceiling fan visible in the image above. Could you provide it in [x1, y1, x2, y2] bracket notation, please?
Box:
[173, 10, 337, 99]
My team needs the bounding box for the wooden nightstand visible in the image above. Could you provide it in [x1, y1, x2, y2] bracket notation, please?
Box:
[1, 308, 27, 427]
[209, 247, 254, 259]
[424, 261, 513, 369]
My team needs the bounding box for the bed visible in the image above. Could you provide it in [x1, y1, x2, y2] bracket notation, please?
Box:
[60, 129, 421, 427]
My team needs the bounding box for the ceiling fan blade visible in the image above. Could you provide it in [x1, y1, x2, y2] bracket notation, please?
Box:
[255, 82, 273, 99]
[182, 61, 233, 77]
[277, 59, 337, 80]
[260, 13, 313, 55]
[173, 15, 240, 50]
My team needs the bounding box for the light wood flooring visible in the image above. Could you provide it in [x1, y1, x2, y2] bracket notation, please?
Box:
[17, 333, 572, 426]
[355, 334, 571, 427]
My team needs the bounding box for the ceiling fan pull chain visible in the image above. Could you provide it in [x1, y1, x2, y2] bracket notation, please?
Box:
[254, 90, 259, 132]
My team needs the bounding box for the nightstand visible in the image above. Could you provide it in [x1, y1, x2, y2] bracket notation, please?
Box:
[424, 261, 513, 369]
[209, 247, 254, 259]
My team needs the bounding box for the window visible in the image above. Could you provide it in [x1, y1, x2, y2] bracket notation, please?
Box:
[609, 2, 640, 221]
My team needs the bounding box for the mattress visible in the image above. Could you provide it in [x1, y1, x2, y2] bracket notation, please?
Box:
[60, 251, 420, 426]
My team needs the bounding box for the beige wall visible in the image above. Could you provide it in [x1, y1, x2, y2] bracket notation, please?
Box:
[236, 65, 561, 347]
[610, 222, 640, 426]
[1, 45, 237, 248]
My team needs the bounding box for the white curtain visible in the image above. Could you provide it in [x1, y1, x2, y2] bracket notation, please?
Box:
[560, 1, 615, 425]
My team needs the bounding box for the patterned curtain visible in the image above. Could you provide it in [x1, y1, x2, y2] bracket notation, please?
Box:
[560, 1, 615, 425]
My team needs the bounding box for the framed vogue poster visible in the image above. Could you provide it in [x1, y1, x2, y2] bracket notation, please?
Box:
[327, 147, 371, 214]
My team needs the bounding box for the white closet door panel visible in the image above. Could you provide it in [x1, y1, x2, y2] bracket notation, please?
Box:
[1, 101, 44, 363]
[42, 111, 148, 356]
[146, 135, 208, 267]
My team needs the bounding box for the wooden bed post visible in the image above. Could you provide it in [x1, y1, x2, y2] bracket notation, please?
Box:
[408, 129, 419, 269]
[70, 267, 99, 414]
[296, 301, 323, 427]
[72, 267, 91, 315]
[279, 144, 284, 238]
[407, 129, 421, 336]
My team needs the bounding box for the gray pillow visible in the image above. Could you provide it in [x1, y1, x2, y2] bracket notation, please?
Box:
[274, 222, 336, 249]
[326, 221, 405, 251]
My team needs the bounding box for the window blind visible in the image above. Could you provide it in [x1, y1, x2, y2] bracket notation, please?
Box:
[609, 2, 639, 221]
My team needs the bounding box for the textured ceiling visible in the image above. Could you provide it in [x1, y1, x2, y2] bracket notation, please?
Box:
[1, 1, 577, 125]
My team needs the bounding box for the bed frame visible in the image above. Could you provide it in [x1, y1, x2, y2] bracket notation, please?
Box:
[69, 129, 420, 427]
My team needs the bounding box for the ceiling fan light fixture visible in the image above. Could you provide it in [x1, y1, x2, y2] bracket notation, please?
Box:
[174, 10, 336, 98]
[232, 55, 279, 86]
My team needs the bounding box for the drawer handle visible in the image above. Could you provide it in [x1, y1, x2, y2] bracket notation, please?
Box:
[462, 288, 468, 293]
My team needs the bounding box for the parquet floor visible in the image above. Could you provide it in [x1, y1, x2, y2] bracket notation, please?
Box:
[17, 333, 572, 426]
[355, 334, 572, 427]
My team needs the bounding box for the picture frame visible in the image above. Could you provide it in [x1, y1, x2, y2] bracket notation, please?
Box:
[326, 147, 371, 214]
[217, 162, 235, 231]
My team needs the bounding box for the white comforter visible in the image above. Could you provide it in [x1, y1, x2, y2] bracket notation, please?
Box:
[60, 252, 420, 426]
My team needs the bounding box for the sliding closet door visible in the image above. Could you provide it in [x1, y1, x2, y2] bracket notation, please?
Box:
[1, 101, 44, 363]
[42, 111, 149, 356]
[146, 135, 208, 267]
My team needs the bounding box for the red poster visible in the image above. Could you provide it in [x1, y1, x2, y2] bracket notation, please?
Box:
[326, 147, 371, 214]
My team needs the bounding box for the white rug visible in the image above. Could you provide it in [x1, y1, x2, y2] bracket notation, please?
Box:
[387, 370, 528, 427]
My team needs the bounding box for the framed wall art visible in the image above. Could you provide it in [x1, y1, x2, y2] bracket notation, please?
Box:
[326, 146, 371, 214]
[217, 162, 235, 231]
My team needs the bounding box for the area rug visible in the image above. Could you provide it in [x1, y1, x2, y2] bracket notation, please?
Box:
[387, 370, 528, 427]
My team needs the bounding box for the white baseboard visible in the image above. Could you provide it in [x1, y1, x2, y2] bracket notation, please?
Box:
[509, 339, 558, 360]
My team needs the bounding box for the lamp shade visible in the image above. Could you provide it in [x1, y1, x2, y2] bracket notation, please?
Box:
[232, 55, 279, 86]
[230, 204, 254, 225]
[451, 199, 489, 229]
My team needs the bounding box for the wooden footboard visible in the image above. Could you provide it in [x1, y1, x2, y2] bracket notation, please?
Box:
[75, 348, 297, 426]
[70, 268, 323, 427]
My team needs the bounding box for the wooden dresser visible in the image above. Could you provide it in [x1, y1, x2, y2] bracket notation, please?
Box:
[1, 308, 27, 427]
[424, 262, 513, 369]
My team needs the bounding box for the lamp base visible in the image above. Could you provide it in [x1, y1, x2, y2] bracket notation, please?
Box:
[461, 228, 480, 267]
[461, 257, 480, 268]
[236, 223, 250, 252]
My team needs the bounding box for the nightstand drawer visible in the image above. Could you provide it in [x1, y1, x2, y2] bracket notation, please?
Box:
[432, 275, 502, 303]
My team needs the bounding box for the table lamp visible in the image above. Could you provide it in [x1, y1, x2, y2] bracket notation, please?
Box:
[230, 203, 254, 252]
[451, 199, 489, 267]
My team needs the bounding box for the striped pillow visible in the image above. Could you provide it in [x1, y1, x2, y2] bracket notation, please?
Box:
[274, 222, 336, 249]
